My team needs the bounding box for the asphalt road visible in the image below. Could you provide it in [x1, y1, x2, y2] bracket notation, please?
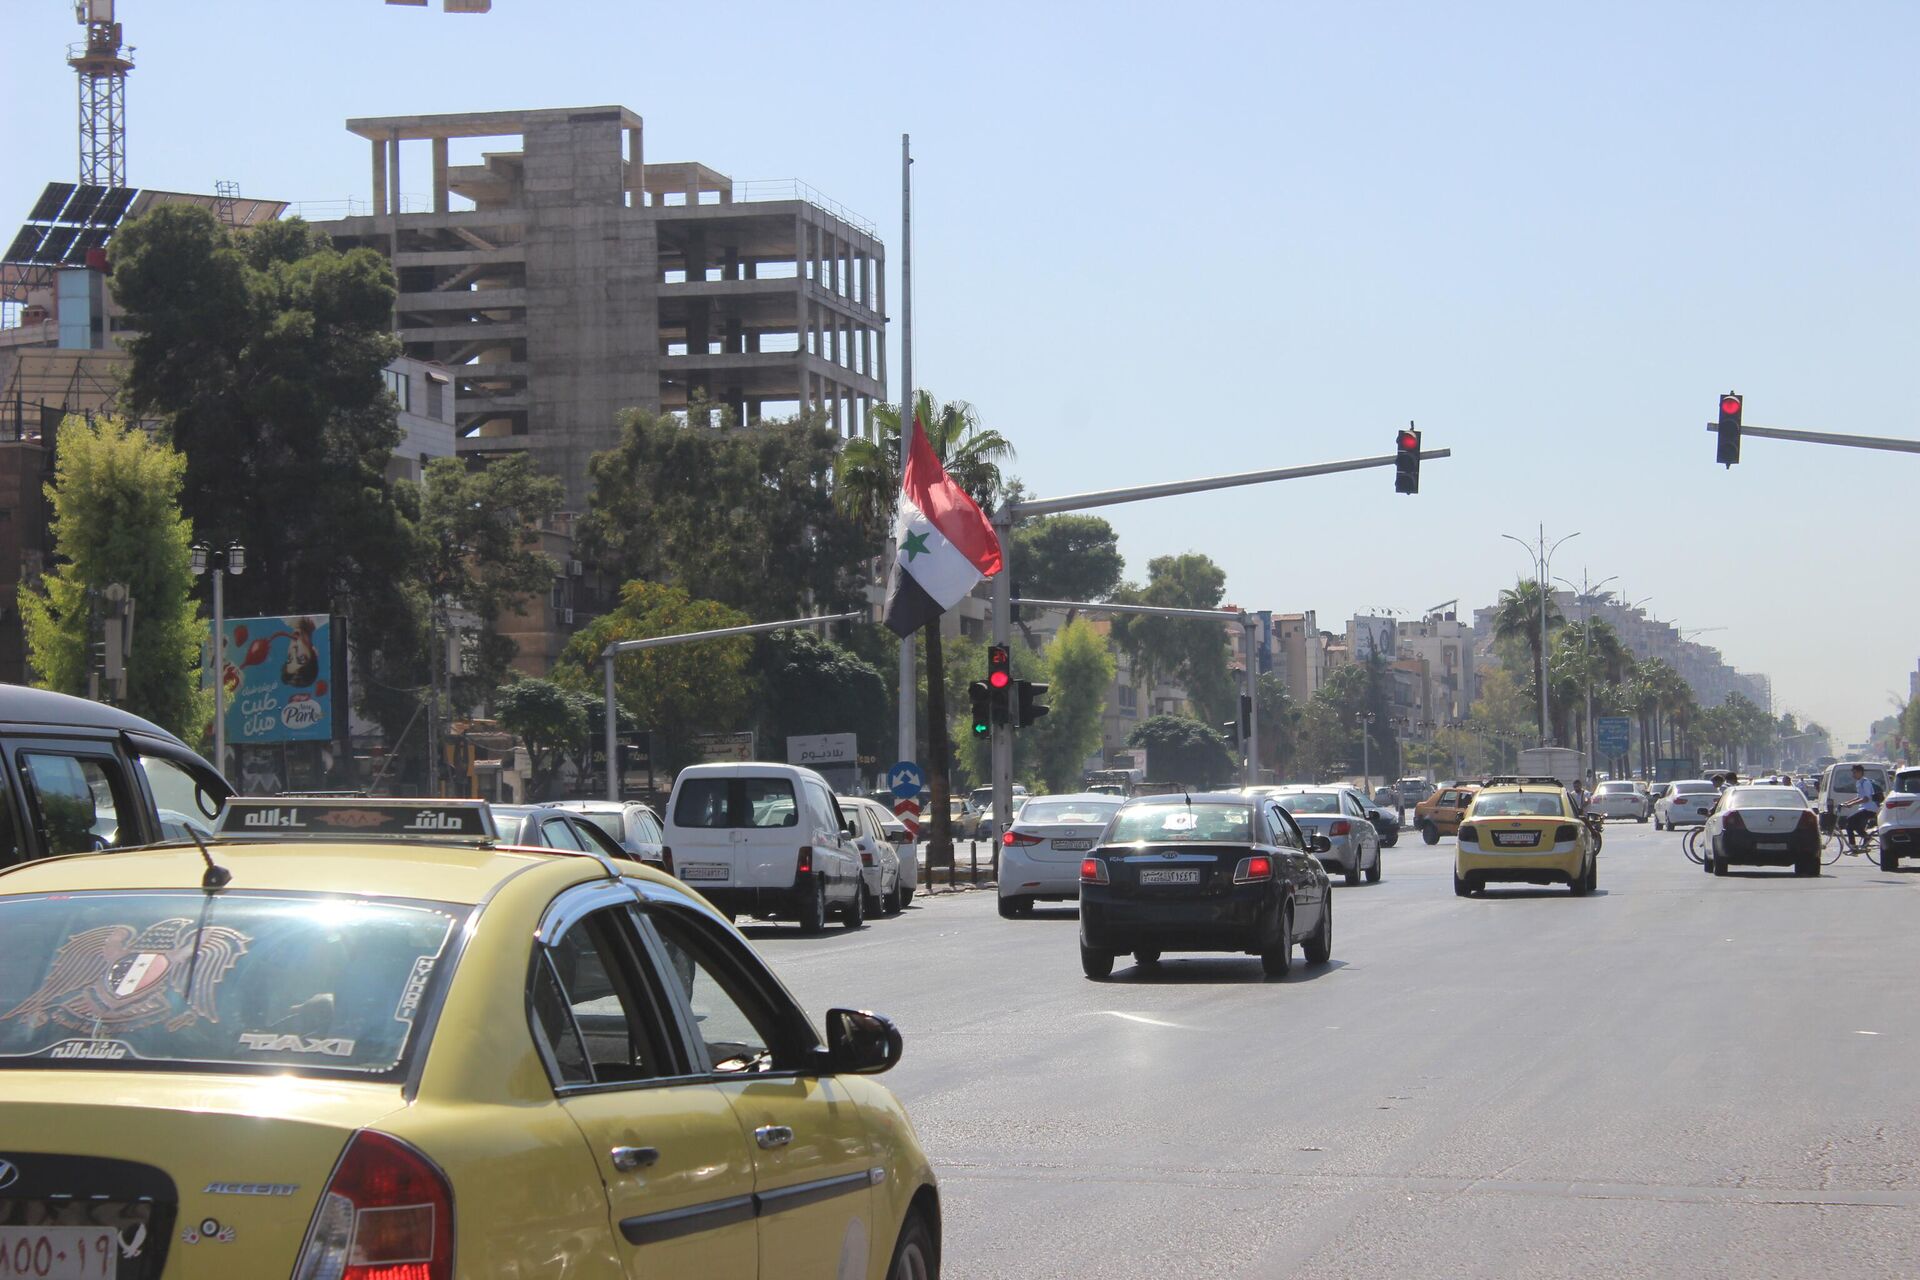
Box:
[752, 822, 1920, 1279]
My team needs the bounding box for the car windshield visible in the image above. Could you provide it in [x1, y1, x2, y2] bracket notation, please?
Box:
[1595, 782, 1636, 794]
[1274, 792, 1339, 815]
[1108, 803, 1252, 843]
[1895, 771, 1920, 794]
[1726, 787, 1807, 810]
[1471, 792, 1567, 818]
[0, 891, 464, 1077]
[1672, 782, 1716, 795]
[1019, 799, 1123, 825]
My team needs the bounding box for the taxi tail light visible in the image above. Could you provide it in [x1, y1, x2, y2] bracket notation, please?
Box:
[1003, 830, 1043, 846]
[1555, 824, 1579, 842]
[1722, 812, 1746, 831]
[1456, 824, 1478, 844]
[1080, 857, 1109, 884]
[1329, 820, 1351, 837]
[294, 1129, 453, 1280]
[1233, 855, 1273, 883]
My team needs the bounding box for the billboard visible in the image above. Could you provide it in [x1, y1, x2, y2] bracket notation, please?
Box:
[220, 615, 335, 746]
[1350, 616, 1398, 663]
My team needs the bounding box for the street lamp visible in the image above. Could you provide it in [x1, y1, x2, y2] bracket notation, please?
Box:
[1555, 570, 1617, 778]
[1501, 526, 1579, 748]
[192, 541, 245, 773]
[1355, 710, 1378, 795]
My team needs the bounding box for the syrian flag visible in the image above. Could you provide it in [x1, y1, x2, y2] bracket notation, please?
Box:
[883, 418, 1003, 637]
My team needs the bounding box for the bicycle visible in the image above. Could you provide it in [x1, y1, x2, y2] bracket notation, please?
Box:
[1822, 811, 1878, 866]
[1682, 825, 1708, 865]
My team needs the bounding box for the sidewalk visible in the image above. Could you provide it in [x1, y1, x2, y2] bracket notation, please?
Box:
[916, 838, 998, 893]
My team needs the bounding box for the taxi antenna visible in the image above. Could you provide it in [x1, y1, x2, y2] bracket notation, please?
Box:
[186, 825, 232, 889]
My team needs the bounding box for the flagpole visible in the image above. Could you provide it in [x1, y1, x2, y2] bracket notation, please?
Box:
[896, 133, 917, 782]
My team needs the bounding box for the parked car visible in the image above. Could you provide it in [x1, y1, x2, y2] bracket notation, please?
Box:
[543, 799, 666, 865]
[1586, 780, 1651, 823]
[1413, 784, 1480, 844]
[878, 810, 921, 899]
[840, 795, 906, 915]
[0, 684, 232, 868]
[1455, 780, 1598, 896]
[1077, 792, 1332, 979]
[663, 763, 866, 931]
[1702, 783, 1821, 876]
[1876, 766, 1920, 870]
[1654, 779, 1719, 829]
[0, 795, 940, 1280]
[1258, 785, 1383, 885]
[493, 804, 641, 864]
[997, 792, 1126, 917]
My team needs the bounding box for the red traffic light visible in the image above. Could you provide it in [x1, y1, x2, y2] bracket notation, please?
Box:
[987, 644, 1012, 689]
[1396, 430, 1420, 452]
[989, 671, 1010, 689]
[1719, 395, 1742, 417]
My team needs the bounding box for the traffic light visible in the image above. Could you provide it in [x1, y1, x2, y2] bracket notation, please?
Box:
[986, 644, 1012, 723]
[968, 681, 992, 737]
[1394, 424, 1421, 495]
[1223, 693, 1254, 744]
[1715, 392, 1742, 467]
[1015, 680, 1050, 728]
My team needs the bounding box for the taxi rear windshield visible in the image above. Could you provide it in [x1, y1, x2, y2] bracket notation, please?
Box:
[0, 891, 464, 1077]
[1471, 793, 1567, 818]
[1108, 803, 1252, 843]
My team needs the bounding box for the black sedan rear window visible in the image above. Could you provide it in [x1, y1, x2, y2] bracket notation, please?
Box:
[0, 891, 464, 1077]
[1108, 803, 1252, 843]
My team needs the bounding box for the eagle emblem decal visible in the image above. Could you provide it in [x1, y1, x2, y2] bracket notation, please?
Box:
[3, 919, 251, 1034]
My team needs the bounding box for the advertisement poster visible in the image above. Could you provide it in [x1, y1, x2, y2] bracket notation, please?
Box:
[220, 615, 334, 746]
[1350, 616, 1398, 663]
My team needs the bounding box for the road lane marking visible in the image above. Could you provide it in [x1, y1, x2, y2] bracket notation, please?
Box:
[1097, 1011, 1189, 1029]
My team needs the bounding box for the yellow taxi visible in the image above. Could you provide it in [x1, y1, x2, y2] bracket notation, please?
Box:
[0, 798, 940, 1279]
[1453, 777, 1597, 897]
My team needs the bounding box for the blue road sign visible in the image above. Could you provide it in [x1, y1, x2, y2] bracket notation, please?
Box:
[888, 760, 926, 800]
[1596, 716, 1632, 758]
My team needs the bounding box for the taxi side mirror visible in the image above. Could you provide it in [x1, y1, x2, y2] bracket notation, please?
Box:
[822, 1007, 903, 1075]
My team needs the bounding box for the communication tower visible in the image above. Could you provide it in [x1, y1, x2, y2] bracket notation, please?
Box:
[69, 0, 134, 189]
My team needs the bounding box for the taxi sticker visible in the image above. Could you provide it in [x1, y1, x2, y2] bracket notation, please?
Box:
[180, 1218, 236, 1245]
[1162, 813, 1198, 831]
[237, 1032, 357, 1057]
[2, 920, 250, 1035]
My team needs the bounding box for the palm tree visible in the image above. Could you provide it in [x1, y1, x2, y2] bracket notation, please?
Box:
[1491, 580, 1563, 741]
[834, 390, 1015, 865]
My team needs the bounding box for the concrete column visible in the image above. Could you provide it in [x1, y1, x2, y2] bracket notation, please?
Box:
[371, 139, 388, 215]
[626, 124, 644, 206]
[431, 138, 449, 213]
[876, 257, 887, 395]
[386, 133, 402, 216]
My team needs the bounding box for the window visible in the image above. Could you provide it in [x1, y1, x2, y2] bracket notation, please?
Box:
[540, 818, 588, 851]
[381, 367, 410, 412]
[674, 777, 798, 829]
[0, 774, 19, 868]
[1117, 685, 1138, 714]
[18, 752, 134, 855]
[532, 907, 670, 1086]
[136, 753, 225, 842]
[1268, 806, 1301, 850]
[1108, 803, 1252, 843]
[647, 909, 791, 1075]
[425, 378, 444, 420]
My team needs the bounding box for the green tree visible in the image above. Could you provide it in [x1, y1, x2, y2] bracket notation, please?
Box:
[1490, 580, 1563, 735]
[1028, 619, 1118, 793]
[1126, 714, 1237, 788]
[418, 454, 564, 703]
[580, 405, 877, 619]
[1010, 514, 1123, 632]
[1110, 554, 1235, 724]
[553, 582, 754, 773]
[1297, 663, 1396, 782]
[18, 415, 207, 737]
[1254, 672, 1303, 781]
[1466, 665, 1537, 775]
[757, 630, 890, 764]
[834, 390, 1014, 855]
[109, 205, 420, 741]
[492, 678, 594, 800]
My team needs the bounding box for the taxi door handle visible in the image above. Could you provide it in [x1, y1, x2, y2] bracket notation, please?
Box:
[755, 1125, 794, 1150]
[610, 1146, 659, 1172]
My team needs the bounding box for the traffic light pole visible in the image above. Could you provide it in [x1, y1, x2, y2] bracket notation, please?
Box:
[1705, 423, 1920, 456]
[987, 445, 1452, 836]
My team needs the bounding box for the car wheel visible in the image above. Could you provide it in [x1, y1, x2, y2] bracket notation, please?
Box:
[1133, 948, 1161, 967]
[886, 1210, 938, 1280]
[1880, 845, 1898, 872]
[842, 883, 866, 929]
[1366, 849, 1383, 884]
[1586, 858, 1598, 893]
[997, 895, 1032, 919]
[1569, 859, 1590, 896]
[796, 878, 827, 934]
[1260, 904, 1295, 978]
[1794, 854, 1818, 877]
[900, 883, 914, 904]
[1080, 943, 1115, 980]
[885, 885, 902, 915]
[1637, 810, 1649, 823]
[1453, 871, 1471, 898]
[1422, 823, 1440, 846]
[1304, 896, 1333, 964]
[1344, 855, 1361, 886]
[1381, 830, 1398, 848]
[1712, 851, 1728, 876]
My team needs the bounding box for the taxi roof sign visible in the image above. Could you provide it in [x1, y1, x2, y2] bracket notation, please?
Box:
[217, 798, 498, 841]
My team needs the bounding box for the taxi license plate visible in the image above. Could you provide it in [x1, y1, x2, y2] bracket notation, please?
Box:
[1757, 841, 1788, 851]
[677, 863, 729, 881]
[1492, 831, 1538, 848]
[1051, 839, 1092, 852]
[0, 1226, 125, 1279]
[1137, 867, 1200, 885]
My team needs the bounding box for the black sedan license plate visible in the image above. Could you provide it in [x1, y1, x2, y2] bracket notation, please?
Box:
[1137, 867, 1201, 885]
[1492, 831, 1539, 848]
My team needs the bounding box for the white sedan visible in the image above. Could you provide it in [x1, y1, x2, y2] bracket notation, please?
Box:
[1702, 784, 1821, 876]
[1586, 780, 1650, 822]
[998, 792, 1125, 917]
[1655, 779, 1719, 829]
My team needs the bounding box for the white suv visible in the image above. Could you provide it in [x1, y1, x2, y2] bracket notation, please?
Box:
[662, 763, 866, 931]
[1876, 766, 1920, 869]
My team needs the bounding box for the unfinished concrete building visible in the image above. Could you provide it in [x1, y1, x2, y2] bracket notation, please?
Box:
[319, 106, 887, 510]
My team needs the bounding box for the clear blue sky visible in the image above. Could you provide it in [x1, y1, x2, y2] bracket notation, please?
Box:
[5, 1, 1915, 743]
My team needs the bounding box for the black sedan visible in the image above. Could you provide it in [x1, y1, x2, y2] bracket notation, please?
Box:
[1078, 793, 1333, 980]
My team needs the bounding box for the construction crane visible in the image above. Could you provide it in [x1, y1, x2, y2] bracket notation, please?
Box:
[69, 1, 133, 189]
[1425, 598, 1459, 618]
[385, 1, 495, 10]
[1679, 626, 1726, 642]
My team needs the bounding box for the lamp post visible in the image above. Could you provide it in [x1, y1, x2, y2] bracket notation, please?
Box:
[1555, 570, 1617, 778]
[1501, 525, 1579, 747]
[1355, 709, 1377, 796]
[191, 541, 246, 774]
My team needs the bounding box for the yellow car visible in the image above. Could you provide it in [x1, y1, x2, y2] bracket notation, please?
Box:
[0, 798, 940, 1279]
[1453, 778, 1598, 897]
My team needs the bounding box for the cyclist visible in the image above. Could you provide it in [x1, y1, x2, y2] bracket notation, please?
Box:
[1837, 763, 1880, 848]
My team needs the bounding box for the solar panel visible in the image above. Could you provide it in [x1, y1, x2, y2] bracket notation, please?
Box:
[64, 184, 107, 224]
[63, 227, 112, 265]
[28, 183, 74, 223]
[32, 226, 78, 265]
[94, 187, 136, 224]
[3, 226, 45, 265]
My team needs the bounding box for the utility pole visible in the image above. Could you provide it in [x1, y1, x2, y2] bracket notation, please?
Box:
[1502, 526, 1578, 748]
[191, 541, 245, 775]
[895, 133, 916, 779]
[1555, 569, 1616, 778]
[1356, 710, 1376, 796]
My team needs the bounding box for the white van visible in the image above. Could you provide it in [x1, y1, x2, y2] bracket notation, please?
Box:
[1816, 761, 1891, 829]
[663, 762, 866, 931]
